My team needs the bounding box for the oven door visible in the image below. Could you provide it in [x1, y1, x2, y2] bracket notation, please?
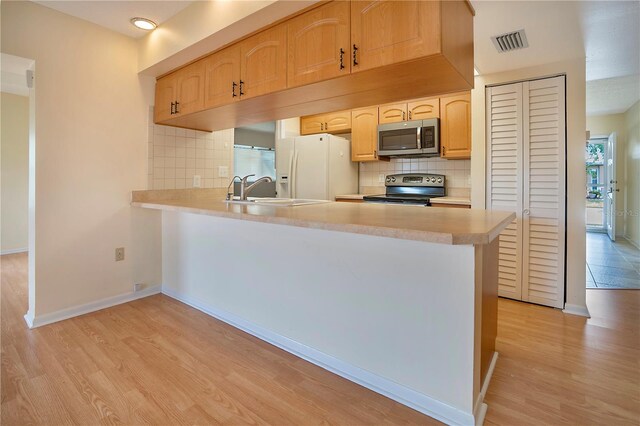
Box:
[377, 120, 422, 156]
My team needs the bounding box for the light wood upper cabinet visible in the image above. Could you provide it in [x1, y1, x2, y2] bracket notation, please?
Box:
[440, 92, 471, 159]
[351, 0, 441, 73]
[240, 25, 287, 100]
[351, 107, 379, 162]
[324, 111, 351, 133]
[175, 60, 206, 116]
[300, 115, 325, 135]
[154, 74, 178, 122]
[378, 103, 407, 124]
[287, 1, 350, 88]
[300, 110, 351, 135]
[155, 61, 205, 122]
[204, 45, 241, 109]
[407, 97, 439, 120]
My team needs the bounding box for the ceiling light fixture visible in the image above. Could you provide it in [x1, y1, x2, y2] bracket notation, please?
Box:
[130, 17, 157, 31]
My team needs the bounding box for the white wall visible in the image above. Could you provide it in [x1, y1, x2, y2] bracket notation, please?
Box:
[624, 100, 640, 247]
[1, 1, 161, 321]
[162, 210, 478, 423]
[1, 92, 29, 253]
[586, 113, 627, 237]
[471, 58, 587, 313]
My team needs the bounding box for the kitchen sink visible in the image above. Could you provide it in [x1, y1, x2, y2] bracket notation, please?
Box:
[225, 197, 331, 207]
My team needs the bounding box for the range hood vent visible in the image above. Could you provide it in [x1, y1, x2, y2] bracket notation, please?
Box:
[491, 29, 529, 53]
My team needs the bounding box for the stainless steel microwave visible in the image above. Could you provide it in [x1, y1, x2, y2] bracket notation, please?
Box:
[377, 118, 440, 157]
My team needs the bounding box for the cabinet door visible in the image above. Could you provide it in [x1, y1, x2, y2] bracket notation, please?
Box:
[351, 107, 378, 162]
[175, 60, 205, 116]
[204, 45, 241, 109]
[154, 73, 178, 122]
[240, 25, 287, 100]
[287, 1, 350, 88]
[408, 97, 439, 120]
[300, 115, 326, 135]
[378, 103, 407, 124]
[440, 93, 471, 158]
[324, 110, 351, 133]
[350, 0, 441, 73]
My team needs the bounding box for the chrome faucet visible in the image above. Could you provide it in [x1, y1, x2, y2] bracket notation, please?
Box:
[240, 174, 273, 200]
[225, 175, 242, 200]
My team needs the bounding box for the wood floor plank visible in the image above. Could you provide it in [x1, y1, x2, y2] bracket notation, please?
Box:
[2, 252, 639, 425]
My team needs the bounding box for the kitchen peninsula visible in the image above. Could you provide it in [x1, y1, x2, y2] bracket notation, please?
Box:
[132, 189, 514, 425]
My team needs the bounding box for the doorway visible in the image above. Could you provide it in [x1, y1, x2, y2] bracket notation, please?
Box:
[585, 137, 607, 232]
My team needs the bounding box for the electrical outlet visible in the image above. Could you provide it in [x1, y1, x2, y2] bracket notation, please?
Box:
[133, 283, 144, 292]
[115, 247, 125, 262]
[193, 175, 202, 188]
[378, 173, 386, 183]
[218, 166, 228, 178]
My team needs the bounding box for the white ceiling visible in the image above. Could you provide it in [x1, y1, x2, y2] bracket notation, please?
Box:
[22, 0, 640, 116]
[33, 1, 193, 39]
[473, 0, 640, 116]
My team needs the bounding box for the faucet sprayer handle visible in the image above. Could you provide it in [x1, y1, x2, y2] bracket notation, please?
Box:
[226, 175, 243, 200]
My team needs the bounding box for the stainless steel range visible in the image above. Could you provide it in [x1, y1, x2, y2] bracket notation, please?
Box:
[363, 173, 445, 206]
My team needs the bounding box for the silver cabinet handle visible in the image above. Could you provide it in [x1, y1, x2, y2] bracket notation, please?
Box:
[523, 209, 530, 215]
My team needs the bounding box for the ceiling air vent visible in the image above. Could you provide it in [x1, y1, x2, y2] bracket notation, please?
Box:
[491, 29, 529, 53]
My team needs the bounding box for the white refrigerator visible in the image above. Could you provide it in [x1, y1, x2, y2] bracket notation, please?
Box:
[276, 134, 358, 200]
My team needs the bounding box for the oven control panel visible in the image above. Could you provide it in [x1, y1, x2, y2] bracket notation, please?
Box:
[384, 173, 445, 187]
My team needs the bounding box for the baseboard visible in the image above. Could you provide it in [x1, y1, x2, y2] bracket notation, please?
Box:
[563, 303, 591, 318]
[1, 247, 28, 255]
[473, 352, 498, 426]
[624, 236, 640, 250]
[162, 287, 476, 426]
[26, 285, 161, 328]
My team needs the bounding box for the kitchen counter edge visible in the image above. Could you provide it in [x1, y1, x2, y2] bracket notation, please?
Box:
[132, 190, 514, 246]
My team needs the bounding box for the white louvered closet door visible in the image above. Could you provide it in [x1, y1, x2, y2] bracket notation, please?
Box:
[486, 83, 523, 301]
[486, 76, 566, 308]
[522, 77, 566, 308]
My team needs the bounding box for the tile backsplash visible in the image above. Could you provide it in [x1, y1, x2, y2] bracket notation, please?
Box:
[148, 109, 234, 190]
[359, 157, 471, 196]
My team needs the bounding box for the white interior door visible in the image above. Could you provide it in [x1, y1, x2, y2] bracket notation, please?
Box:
[605, 132, 617, 241]
[486, 83, 524, 301]
[521, 76, 566, 308]
[486, 76, 566, 309]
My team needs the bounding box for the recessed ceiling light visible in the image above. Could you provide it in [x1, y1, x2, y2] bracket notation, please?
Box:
[130, 17, 157, 31]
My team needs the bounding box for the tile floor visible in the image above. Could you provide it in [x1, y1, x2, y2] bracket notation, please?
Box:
[586, 232, 640, 289]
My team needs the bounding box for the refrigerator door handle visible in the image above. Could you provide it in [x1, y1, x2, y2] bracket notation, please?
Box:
[287, 150, 294, 198]
[292, 151, 299, 198]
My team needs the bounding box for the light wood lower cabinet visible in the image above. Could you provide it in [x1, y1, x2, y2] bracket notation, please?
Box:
[300, 110, 351, 135]
[287, 1, 350, 88]
[351, 107, 379, 162]
[430, 203, 470, 209]
[440, 92, 471, 159]
[240, 25, 287, 100]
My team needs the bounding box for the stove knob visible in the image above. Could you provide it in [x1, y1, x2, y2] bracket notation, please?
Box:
[437, 177, 443, 183]
[386, 177, 391, 182]
[431, 177, 436, 183]
[391, 177, 396, 182]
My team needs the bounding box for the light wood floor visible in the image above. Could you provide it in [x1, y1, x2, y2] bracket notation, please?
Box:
[2, 253, 639, 425]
